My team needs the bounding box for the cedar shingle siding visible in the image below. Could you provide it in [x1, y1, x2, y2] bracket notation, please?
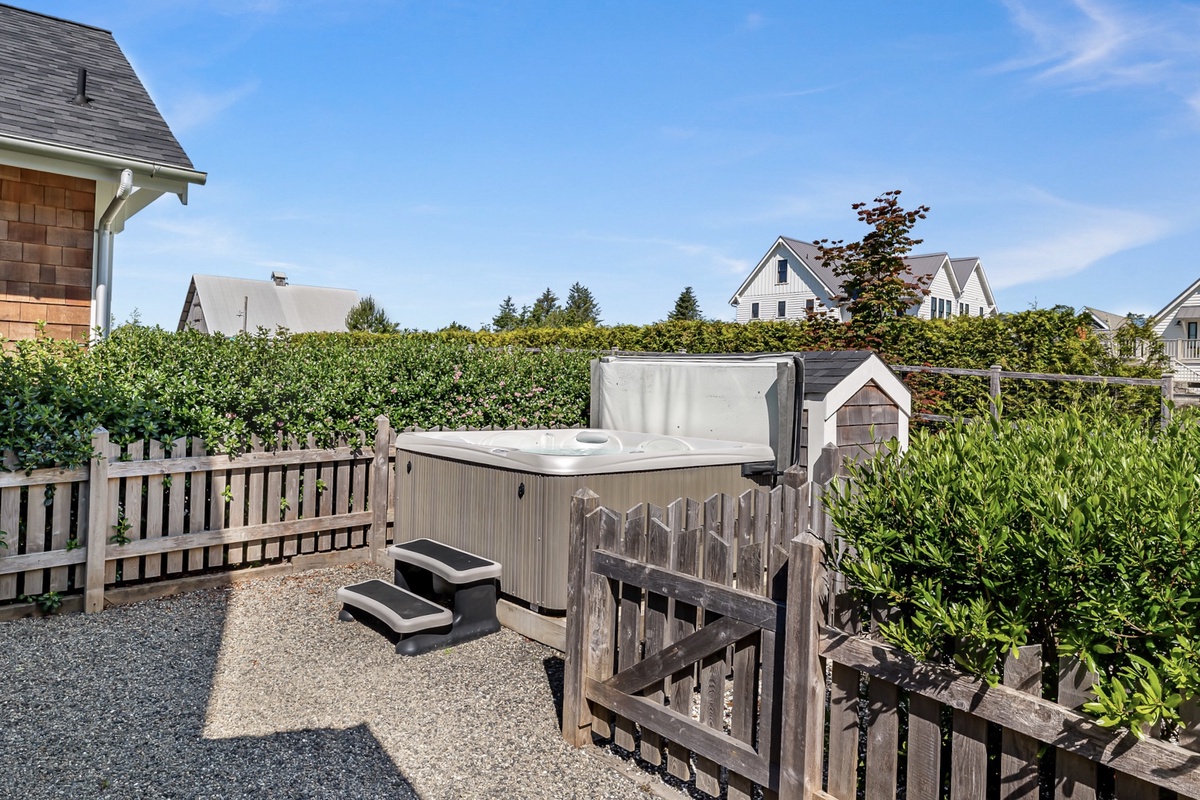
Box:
[0, 166, 94, 341]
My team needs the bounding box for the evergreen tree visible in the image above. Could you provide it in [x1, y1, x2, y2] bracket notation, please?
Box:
[668, 287, 703, 321]
[528, 288, 560, 326]
[492, 296, 522, 332]
[562, 282, 602, 326]
[344, 295, 398, 333]
[814, 190, 931, 328]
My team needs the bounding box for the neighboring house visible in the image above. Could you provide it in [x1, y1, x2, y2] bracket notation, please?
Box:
[1083, 306, 1130, 333]
[1150, 277, 1200, 385]
[178, 272, 360, 335]
[729, 236, 998, 323]
[0, 5, 205, 342]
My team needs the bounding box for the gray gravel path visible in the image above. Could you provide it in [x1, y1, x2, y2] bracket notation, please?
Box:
[0, 563, 663, 799]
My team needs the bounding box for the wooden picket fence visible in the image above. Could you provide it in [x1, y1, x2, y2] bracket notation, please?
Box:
[562, 451, 1200, 800]
[0, 415, 398, 617]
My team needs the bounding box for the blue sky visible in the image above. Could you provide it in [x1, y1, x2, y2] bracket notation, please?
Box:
[31, 0, 1200, 330]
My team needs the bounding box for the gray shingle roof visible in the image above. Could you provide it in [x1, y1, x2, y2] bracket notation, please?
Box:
[179, 275, 361, 335]
[778, 237, 950, 296]
[0, 4, 194, 169]
[949, 256, 980, 289]
[801, 350, 875, 399]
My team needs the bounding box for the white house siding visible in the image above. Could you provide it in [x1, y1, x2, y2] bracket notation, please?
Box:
[916, 267, 955, 320]
[1153, 285, 1200, 337]
[957, 269, 992, 317]
[733, 242, 841, 322]
[183, 300, 207, 333]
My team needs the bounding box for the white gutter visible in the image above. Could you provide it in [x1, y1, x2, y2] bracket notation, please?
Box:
[0, 132, 207, 187]
[92, 169, 134, 341]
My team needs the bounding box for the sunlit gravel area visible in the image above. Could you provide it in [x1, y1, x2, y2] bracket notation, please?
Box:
[0, 563, 665, 799]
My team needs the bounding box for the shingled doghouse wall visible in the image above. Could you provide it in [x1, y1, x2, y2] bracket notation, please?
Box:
[0, 166, 94, 341]
[797, 351, 911, 479]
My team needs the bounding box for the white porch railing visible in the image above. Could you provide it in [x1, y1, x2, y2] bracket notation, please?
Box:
[1163, 338, 1200, 362]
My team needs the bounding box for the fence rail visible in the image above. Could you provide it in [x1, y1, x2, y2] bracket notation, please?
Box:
[562, 445, 1200, 799]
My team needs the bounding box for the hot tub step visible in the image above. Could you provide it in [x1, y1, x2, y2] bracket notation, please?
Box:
[337, 579, 452, 634]
[387, 538, 502, 583]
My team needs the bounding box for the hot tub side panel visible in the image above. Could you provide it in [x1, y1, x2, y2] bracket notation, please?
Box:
[395, 450, 760, 611]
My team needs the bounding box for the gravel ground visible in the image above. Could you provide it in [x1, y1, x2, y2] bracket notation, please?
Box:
[0, 563, 668, 800]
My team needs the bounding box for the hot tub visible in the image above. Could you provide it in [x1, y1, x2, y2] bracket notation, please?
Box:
[393, 429, 775, 611]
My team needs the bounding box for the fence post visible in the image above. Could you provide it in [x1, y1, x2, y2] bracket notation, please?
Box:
[369, 415, 391, 565]
[778, 531, 826, 799]
[989, 364, 1002, 419]
[562, 487, 600, 748]
[1161, 372, 1174, 429]
[84, 427, 110, 614]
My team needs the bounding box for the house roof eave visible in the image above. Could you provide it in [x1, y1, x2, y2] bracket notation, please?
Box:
[0, 132, 207, 192]
[728, 237, 835, 305]
[1150, 276, 1200, 324]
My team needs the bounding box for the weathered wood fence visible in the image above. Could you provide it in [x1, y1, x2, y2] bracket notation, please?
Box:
[0, 415, 399, 618]
[562, 451, 1200, 800]
[893, 363, 1174, 427]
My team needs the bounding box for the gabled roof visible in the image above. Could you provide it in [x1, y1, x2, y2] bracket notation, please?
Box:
[730, 237, 959, 304]
[179, 274, 361, 335]
[801, 350, 876, 399]
[0, 4, 194, 169]
[1151, 277, 1200, 326]
[1083, 307, 1129, 332]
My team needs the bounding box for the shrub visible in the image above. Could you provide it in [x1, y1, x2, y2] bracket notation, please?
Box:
[827, 402, 1200, 736]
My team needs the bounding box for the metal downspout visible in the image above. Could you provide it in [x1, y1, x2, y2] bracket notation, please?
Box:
[92, 169, 134, 340]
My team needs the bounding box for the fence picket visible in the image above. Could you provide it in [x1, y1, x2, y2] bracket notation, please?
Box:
[119, 441, 144, 583]
[103, 441, 120, 584]
[350, 443, 367, 549]
[243, 436, 265, 563]
[187, 439, 212, 571]
[143, 440, 165, 578]
[23, 481, 47, 595]
[589, 507, 621, 739]
[47, 480, 72, 592]
[225, 455, 247, 565]
[165, 438, 187, 574]
[264, 441, 282, 560]
[666, 498, 702, 782]
[1056, 658, 1099, 800]
[0, 485, 19, 600]
[640, 505, 670, 767]
[301, 434, 318, 554]
[865, 601, 900, 800]
[614, 504, 646, 753]
[729, 490, 762, 800]
[1001, 645, 1043, 800]
[334, 446, 350, 550]
[317, 450, 334, 552]
[906, 694, 942, 800]
[695, 493, 734, 797]
[283, 437, 301, 557]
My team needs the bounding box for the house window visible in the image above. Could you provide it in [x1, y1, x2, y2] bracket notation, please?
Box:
[751, 302, 759, 319]
[1189, 321, 1198, 340]
[805, 298, 815, 315]
[960, 302, 968, 316]
[777, 259, 788, 283]
[979, 306, 985, 317]
[778, 300, 787, 318]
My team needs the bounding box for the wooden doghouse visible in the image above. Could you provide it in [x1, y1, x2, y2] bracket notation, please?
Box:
[798, 351, 911, 480]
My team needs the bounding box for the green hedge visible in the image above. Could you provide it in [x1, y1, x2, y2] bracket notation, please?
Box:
[0, 308, 1162, 471]
[828, 403, 1200, 736]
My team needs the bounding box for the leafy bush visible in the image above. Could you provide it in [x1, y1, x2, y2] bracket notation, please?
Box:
[827, 402, 1200, 736]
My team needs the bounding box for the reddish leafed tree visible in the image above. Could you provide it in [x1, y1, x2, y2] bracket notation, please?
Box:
[815, 191, 932, 329]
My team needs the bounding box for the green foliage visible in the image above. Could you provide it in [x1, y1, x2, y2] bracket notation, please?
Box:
[20, 591, 63, 614]
[827, 402, 1200, 736]
[344, 295, 399, 334]
[492, 297, 521, 332]
[668, 287, 703, 321]
[562, 283, 602, 326]
[110, 507, 133, 546]
[815, 190, 932, 329]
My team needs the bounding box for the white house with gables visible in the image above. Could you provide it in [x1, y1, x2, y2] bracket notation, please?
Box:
[1151, 277, 1200, 385]
[729, 236, 998, 323]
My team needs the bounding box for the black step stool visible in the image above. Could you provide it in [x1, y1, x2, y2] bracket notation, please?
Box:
[338, 539, 501, 656]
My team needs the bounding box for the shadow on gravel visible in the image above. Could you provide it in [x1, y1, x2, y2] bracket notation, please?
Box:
[0, 589, 419, 800]
[542, 655, 565, 730]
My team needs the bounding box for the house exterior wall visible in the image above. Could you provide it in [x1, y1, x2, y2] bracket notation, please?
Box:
[957, 268, 992, 317]
[733, 241, 842, 323]
[0, 166, 94, 341]
[1153, 285, 1200, 337]
[916, 267, 955, 320]
[835, 380, 901, 465]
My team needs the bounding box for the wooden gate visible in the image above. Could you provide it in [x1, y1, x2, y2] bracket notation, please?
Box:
[561, 483, 821, 799]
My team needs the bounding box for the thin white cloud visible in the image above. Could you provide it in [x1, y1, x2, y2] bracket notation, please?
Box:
[983, 191, 1171, 288]
[998, 0, 1200, 110]
[743, 12, 765, 31]
[164, 81, 259, 134]
[574, 231, 750, 275]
